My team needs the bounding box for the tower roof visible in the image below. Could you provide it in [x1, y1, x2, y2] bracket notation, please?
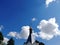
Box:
[25, 27, 32, 44]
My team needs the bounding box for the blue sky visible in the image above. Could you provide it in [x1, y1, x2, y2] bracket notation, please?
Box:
[0, 0, 60, 45]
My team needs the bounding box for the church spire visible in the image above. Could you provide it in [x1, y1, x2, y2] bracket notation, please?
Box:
[23, 27, 45, 45]
[26, 27, 32, 43]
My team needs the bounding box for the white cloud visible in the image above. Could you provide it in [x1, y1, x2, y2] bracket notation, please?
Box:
[31, 32, 38, 43]
[38, 32, 54, 40]
[46, 0, 56, 7]
[19, 26, 30, 39]
[32, 18, 36, 21]
[7, 32, 17, 37]
[37, 18, 60, 40]
[7, 26, 30, 39]
[3, 37, 9, 44]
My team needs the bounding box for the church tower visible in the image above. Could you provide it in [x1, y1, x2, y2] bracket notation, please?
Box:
[23, 27, 44, 45]
[26, 27, 32, 43]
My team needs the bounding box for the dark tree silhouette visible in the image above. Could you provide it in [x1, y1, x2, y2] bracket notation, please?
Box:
[39, 42, 45, 45]
[35, 40, 45, 45]
[7, 38, 14, 45]
[0, 32, 4, 44]
[0, 32, 4, 41]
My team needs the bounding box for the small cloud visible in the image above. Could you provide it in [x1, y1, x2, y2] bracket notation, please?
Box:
[37, 17, 60, 40]
[46, 0, 56, 7]
[0, 25, 4, 31]
[32, 18, 36, 21]
[7, 32, 17, 37]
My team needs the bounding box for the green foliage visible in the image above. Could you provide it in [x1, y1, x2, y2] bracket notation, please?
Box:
[7, 38, 14, 45]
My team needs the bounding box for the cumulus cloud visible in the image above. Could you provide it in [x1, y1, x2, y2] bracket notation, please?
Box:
[7, 26, 30, 39]
[46, 0, 56, 7]
[3, 37, 9, 44]
[37, 18, 60, 40]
